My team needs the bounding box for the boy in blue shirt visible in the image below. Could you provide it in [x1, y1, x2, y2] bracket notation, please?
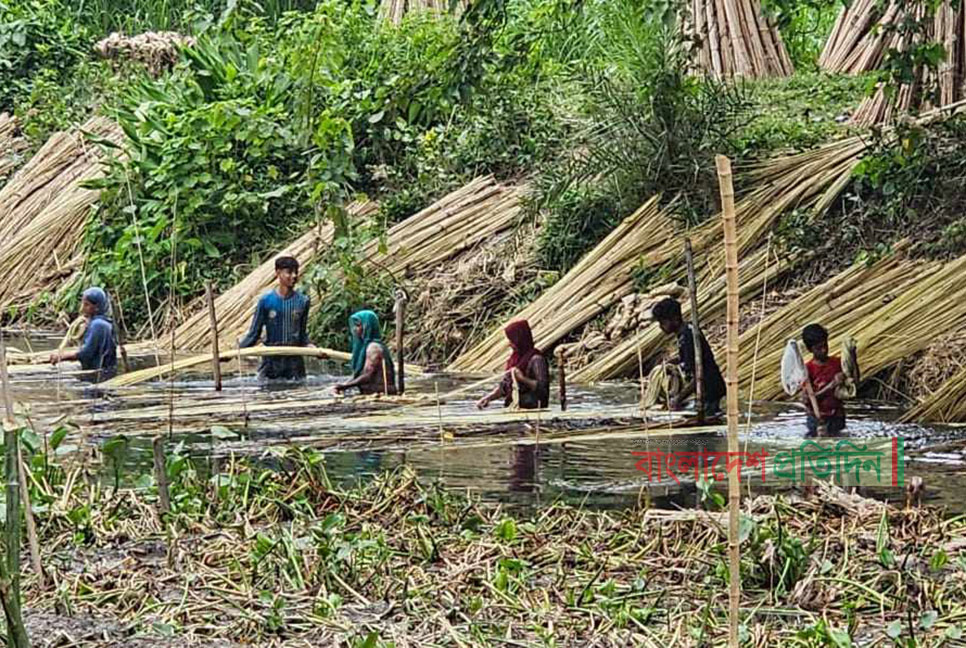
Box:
[239, 256, 316, 383]
[49, 287, 118, 383]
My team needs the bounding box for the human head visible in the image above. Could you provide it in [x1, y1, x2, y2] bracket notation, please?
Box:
[802, 323, 829, 360]
[349, 310, 381, 341]
[81, 287, 109, 318]
[504, 320, 535, 353]
[651, 298, 683, 335]
[274, 256, 299, 290]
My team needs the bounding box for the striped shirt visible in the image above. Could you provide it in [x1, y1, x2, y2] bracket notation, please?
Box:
[239, 289, 311, 380]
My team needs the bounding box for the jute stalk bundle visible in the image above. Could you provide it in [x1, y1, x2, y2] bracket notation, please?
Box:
[0, 113, 28, 183]
[686, 0, 793, 78]
[820, 0, 966, 125]
[448, 197, 674, 373]
[569, 137, 864, 383]
[378, 0, 466, 25]
[728, 242, 966, 402]
[0, 117, 123, 315]
[903, 363, 966, 422]
[102, 346, 424, 388]
[148, 175, 522, 353]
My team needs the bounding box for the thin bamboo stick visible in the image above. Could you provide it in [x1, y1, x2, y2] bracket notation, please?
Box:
[716, 154, 740, 648]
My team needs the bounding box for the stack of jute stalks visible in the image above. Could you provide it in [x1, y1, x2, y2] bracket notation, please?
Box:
[378, 0, 465, 24]
[686, 0, 794, 78]
[903, 364, 966, 422]
[153, 176, 523, 353]
[565, 137, 864, 383]
[0, 113, 27, 183]
[734, 243, 966, 402]
[0, 116, 123, 315]
[151, 201, 375, 352]
[820, 0, 966, 125]
[448, 197, 673, 374]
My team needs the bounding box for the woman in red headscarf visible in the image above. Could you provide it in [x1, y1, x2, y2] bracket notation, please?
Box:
[476, 320, 550, 409]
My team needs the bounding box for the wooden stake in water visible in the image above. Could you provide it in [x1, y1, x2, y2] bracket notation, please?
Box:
[153, 436, 171, 516]
[0, 336, 31, 648]
[717, 153, 741, 648]
[556, 348, 568, 411]
[684, 238, 705, 422]
[17, 446, 42, 588]
[394, 289, 406, 395]
[206, 282, 222, 392]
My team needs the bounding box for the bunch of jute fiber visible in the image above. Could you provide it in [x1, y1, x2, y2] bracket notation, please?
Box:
[0, 117, 124, 315]
[686, 0, 793, 78]
[448, 196, 674, 374]
[378, 0, 466, 24]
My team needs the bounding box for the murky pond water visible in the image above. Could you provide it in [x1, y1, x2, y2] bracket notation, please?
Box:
[7, 330, 966, 512]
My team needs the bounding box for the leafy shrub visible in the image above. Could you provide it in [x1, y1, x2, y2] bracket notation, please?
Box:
[84, 34, 355, 326]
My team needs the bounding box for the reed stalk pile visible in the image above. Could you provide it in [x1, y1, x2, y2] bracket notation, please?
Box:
[153, 176, 522, 353]
[820, 0, 966, 125]
[449, 197, 674, 373]
[904, 363, 966, 422]
[686, 0, 794, 78]
[0, 113, 27, 183]
[730, 243, 966, 401]
[568, 138, 863, 383]
[0, 117, 123, 316]
[378, 0, 466, 24]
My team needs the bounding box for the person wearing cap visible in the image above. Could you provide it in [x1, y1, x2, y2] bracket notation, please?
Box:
[49, 287, 118, 382]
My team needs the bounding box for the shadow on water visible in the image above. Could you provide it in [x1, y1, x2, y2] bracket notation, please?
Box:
[7, 331, 966, 513]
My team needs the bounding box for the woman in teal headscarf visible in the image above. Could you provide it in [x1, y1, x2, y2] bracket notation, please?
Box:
[335, 310, 397, 395]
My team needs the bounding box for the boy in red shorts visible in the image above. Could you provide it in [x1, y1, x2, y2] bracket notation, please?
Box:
[802, 324, 846, 436]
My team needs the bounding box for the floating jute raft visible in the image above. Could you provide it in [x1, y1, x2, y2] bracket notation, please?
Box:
[820, 0, 966, 125]
[685, 0, 794, 79]
[0, 117, 123, 315]
[100, 345, 426, 388]
[147, 175, 524, 353]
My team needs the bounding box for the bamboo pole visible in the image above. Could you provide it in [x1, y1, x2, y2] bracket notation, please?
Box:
[684, 238, 705, 422]
[206, 282, 222, 392]
[153, 436, 171, 516]
[557, 348, 568, 412]
[716, 154, 740, 648]
[16, 447, 42, 588]
[0, 336, 29, 648]
[395, 289, 406, 396]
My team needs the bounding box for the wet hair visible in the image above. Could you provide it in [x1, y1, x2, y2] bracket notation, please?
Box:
[802, 323, 829, 351]
[275, 256, 299, 272]
[651, 297, 682, 323]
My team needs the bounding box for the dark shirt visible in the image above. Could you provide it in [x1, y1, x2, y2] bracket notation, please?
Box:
[501, 354, 550, 409]
[678, 325, 726, 405]
[77, 316, 116, 382]
[239, 290, 311, 380]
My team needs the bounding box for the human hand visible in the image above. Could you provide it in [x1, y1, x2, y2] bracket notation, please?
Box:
[669, 397, 682, 411]
[476, 396, 490, 410]
[48, 353, 60, 365]
[334, 384, 347, 395]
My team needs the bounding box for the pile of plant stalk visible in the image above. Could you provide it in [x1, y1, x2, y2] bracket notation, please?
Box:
[13, 435, 966, 647]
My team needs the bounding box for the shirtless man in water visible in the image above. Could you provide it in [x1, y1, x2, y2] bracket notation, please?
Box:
[335, 310, 397, 395]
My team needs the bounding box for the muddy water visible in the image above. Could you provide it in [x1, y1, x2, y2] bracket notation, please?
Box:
[7, 330, 966, 512]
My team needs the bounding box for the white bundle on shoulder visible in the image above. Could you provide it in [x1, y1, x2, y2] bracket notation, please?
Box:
[780, 339, 808, 396]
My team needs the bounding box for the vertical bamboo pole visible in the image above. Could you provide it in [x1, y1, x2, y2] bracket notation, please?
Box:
[110, 291, 130, 375]
[684, 238, 705, 422]
[205, 282, 222, 392]
[16, 446, 42, 588]
[153, 436, 171, 516]
[716, 154, 741, 648]
[556, 348, 568, 411]
[394, 290, 406, 396]
[0, 337, 29, 648]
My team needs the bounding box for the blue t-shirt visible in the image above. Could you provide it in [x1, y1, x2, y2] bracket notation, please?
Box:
[239, 290, 311, 380]
[77, 316, 117, 382]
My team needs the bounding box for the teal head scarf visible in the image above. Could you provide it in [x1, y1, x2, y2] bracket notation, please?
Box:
[349, 310, 392, 376]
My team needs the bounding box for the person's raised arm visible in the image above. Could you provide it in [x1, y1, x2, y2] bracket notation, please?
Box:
[238, 299, 266, 348]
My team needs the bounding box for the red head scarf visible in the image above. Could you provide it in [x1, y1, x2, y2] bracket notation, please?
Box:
[504, 320, 540, 371]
